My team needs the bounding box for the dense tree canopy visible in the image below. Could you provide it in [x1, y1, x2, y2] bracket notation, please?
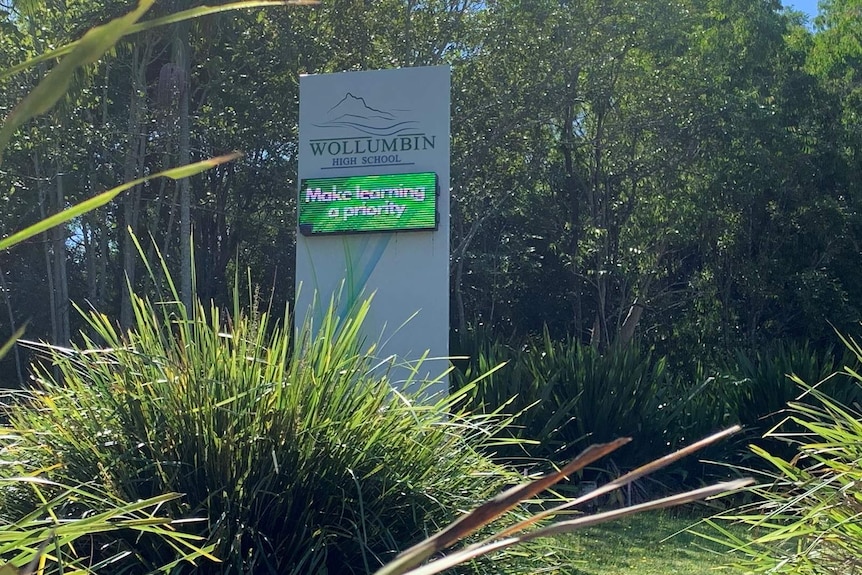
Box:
[1, 0, 860, 385]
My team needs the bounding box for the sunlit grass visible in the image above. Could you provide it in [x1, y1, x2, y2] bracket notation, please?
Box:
[560, 511, 748, 575]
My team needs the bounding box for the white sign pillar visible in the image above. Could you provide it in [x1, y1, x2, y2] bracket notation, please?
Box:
[296, 66, 450, 397]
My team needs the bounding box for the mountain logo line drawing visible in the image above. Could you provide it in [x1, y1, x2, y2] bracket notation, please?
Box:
[313, 93, 418, 137]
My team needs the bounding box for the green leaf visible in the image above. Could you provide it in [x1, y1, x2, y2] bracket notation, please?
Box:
[0, 0, 155, 164]
[0, 153, 241, 251]
[0, 324, 26, 361]
[0, 1, 318, 82]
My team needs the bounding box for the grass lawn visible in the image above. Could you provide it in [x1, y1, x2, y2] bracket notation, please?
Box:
[549, 510, 750, 575]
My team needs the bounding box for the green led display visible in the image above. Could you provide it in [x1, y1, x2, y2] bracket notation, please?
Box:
[298, 172, 438, 236]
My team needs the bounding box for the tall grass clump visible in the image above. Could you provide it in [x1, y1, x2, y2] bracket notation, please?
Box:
[726, 340, 847, 430]
[453, 329, 730, 489]
[0, 265, 541, 574]
[723, 340, 862, 461]
[704, 335, 862, 574]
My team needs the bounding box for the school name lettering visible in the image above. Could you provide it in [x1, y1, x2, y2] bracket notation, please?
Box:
[309, 134, 436, 157]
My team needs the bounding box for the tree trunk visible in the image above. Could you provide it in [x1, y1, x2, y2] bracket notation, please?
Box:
[33, 154, 57, 344]
[175, 21, 193, 313]
[617, 298, 644, 347]
[97, 212, 108, 310]
[561, 66, 583, 339]
[84, 218, 97, 303]
[52, 166, 70, 344]
[454, 241, 467, 341]
[561, 116, 581, 336]
[120, 45, 147, 328]
[88, 62, 111, 312]
[0, 265, 25, 386]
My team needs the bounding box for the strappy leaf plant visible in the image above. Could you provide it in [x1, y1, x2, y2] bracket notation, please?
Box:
[701, 334, 862, 574]
[1, 240, 557, 573]
[0, 473, 215, 574]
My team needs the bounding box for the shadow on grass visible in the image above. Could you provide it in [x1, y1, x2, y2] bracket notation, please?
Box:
[561, 510, 746, 575]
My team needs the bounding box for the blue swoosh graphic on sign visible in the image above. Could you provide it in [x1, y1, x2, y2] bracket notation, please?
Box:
[338, 234, 391, 319]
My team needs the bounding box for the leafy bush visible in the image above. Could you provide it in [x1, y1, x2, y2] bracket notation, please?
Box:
[704, 336, 862, 575]
[453, 329, 730, 487]
[722, 339, 862, 460]
[1, 277, 541, 574]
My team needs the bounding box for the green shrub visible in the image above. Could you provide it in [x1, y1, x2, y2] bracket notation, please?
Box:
[705, 336, 862, 574]
[1, 282, 541, 574]
[453, 329, 730, 488]
[722, 340, 862, 460]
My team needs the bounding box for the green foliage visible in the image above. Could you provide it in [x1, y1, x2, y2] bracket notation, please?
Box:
[3, 0, 862, 388]
[0, 0, 155, 164]
[447, 0, 862, 357]
[0, 473, 215, 573]
[0, 154, 240, 252]
[1, 268, 543, 574]
[455, 332, 862, 493]
[560, 511, 749, 575]
[703, 339, 862, 574]
[722, 340, 862, 461]
[453, 329, 730, 485]
[0, 0, 313, 383]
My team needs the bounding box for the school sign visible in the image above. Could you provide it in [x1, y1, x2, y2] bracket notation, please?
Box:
[296, 67, 450, 396]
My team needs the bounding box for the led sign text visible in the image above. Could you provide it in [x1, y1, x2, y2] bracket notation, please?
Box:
[298, 172, 437, 236]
